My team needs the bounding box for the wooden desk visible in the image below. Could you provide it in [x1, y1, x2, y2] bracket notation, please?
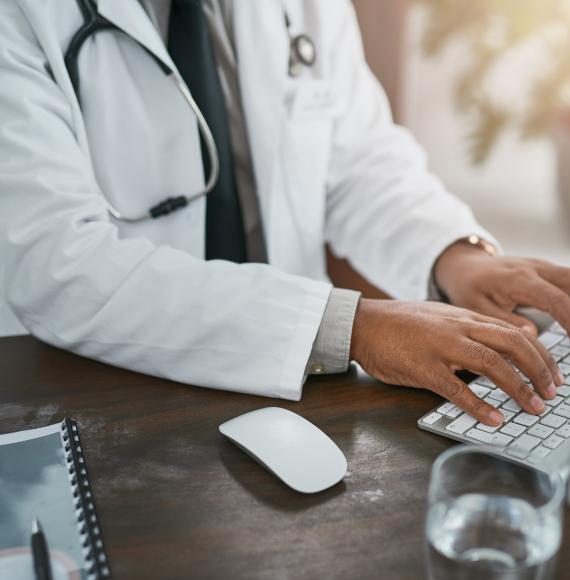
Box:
[1, 336, 568, 579]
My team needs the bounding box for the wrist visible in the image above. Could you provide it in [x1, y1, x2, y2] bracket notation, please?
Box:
[434, 238, 497, 300]
[350, 298, 389, 362]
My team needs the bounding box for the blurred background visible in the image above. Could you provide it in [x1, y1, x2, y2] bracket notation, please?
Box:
[352, 0, 570, 266]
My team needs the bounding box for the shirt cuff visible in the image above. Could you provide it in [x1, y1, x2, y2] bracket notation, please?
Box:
[306, 288, 361, 375]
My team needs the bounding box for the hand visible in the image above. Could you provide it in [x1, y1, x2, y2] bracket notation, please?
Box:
[435, 242, 570, 337]
[350, 299, 562, 426]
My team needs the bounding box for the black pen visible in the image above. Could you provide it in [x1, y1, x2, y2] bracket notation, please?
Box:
[31, 518, 53, 580]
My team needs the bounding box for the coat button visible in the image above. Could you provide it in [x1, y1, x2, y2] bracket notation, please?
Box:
[311, 363, 325, 374]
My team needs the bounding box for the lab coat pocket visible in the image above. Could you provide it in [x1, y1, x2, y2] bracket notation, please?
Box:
[282, 117, 332, 240]
[282, 80, 340, 240]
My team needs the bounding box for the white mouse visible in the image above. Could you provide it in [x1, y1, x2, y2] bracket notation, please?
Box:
[219, 407, 347, 494]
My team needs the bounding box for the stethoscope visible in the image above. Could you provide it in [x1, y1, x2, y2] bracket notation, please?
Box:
[65, 0, 317, 223]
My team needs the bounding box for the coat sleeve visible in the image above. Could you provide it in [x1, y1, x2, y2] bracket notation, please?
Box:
[0, 0, 331, 400]
[324, 1, 500, 301]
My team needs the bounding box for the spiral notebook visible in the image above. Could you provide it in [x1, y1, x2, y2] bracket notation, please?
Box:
[0, 419, 110, 579]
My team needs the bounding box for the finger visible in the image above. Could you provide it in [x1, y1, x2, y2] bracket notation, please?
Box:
[475, 298, 538, 337]
[429, 367, 504, 426]
[470, 320, 562, 390]
[457, 339, 546, 415]
[511, 276, 570, 335]
[535, 261, 570, 294]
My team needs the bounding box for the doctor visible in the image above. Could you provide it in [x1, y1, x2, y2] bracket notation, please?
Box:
[1, 0, 570, 428]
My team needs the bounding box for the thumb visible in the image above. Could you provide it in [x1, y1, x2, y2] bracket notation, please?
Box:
[479, 300, 539, 337]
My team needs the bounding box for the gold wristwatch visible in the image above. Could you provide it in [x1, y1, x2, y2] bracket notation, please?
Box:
[461, 234, 499, 257]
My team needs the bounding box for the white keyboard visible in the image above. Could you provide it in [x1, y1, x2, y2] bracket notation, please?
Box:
[418, 321, 570, 477]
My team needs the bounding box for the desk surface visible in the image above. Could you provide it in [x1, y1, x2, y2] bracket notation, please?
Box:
[1, 335, 568, 580]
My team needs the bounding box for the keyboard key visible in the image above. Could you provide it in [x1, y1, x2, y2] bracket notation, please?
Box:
[507, 434, 541, 459]
[465, 428, 492, 443]
[556, 386, 570, 397]
[513, 413, 539, 427]
[484, 397, 502, 408]
[558, 363, 570, 376]
[500, 410, 515, 422]
[465, 429, 493, 443]
[501, 423, 526, 437]
[422, 412, 442, 425]
[543, 434, 564, 449]
[466, 429, 513, 447]
[557, 424, 570, 438]
[437, 402, 462, 418]
[446, 406, 463, 419]
[469, 384, 491, 398]
[528, 446, 551, 464]
[488, 389, 509, 403]
[553, 405, 570, 419]
[549, 322, 565, 335]
[541, 414, 567, 429]
[527, 424, 554, 439]
[560, 338, 570, 348]
[489, 432, 514, 447]
[503, 399, 522, 413]
[545, 396, 564, 407]
[477, 422, 500, 433]
[539, 332, 562, 349]
[475, 377, 496, 388]
[446, 414, 477, 435]
[551, 346, 570, 360]
[437, 402, 454, 414]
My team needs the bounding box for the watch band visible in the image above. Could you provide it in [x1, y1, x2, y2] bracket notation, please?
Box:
[461, 234, 499, 257]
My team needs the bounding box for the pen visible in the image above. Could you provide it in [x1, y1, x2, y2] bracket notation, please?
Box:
[31, 518, 53, 580]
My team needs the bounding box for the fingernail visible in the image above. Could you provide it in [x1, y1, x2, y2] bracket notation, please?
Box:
[546, 383, 557, 399]
[556, 370, 565, 385]
[522, 325, 535, 336]
[531, 395, 545, 413]
[488, 409, 504, 425]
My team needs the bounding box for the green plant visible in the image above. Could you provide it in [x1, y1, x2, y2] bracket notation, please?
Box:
[417, 0, 570, 163]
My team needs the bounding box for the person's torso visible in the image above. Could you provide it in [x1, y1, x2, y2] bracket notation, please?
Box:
[0, 0, 351, 335]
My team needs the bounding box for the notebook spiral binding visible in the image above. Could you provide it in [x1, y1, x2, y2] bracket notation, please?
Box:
[61, 418, 111, 579]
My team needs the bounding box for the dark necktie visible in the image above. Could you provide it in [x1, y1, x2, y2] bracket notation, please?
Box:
[168, 0, 247, 262]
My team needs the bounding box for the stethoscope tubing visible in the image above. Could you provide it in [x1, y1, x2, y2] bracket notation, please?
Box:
[111, 74, 221, 224]
[64, 0, 315, 223]
[65, 0, 220, 223]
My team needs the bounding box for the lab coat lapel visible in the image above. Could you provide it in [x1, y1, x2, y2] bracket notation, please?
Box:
[232, 2, 288, 257]
[97, 0, 176, 71]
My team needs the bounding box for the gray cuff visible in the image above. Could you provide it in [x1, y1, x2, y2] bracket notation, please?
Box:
[306, 288, 361, 375]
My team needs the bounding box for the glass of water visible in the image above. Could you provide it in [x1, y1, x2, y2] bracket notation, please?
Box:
[425, 445, 565, 580]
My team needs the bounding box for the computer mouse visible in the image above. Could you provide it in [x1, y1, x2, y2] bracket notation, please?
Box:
[219, 407, 347, 493]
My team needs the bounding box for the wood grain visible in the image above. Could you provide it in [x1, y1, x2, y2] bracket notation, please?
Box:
[0, 335, 568, 580]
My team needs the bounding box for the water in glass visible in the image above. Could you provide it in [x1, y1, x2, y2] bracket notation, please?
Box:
[427, 492, 561, 580]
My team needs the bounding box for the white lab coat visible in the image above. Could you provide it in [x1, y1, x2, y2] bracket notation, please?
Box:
[0, 0, 495, 399]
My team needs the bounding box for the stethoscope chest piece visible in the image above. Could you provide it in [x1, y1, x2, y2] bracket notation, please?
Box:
[289, 34, 317, 77]
[285, 13, 317, 77]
